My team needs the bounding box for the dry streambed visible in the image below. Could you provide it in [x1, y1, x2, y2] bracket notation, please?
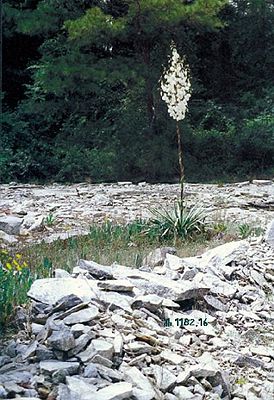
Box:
[0, 180, 273, 246]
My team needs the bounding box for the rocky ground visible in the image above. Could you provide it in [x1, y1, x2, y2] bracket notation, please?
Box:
[0, 225, 274, 400]
[0, 180, 273, 246]
[0, 180, 273, 400]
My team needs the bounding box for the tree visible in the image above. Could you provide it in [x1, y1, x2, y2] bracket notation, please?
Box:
[160, 43, 191, 203]
[65, 0, 227, 135]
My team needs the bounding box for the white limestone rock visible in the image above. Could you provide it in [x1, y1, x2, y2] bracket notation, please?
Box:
[77, 339, 114, 363]
[63, 306, 99, 325]
[173, 386, 196, 399]
[39, 360, 80, 375]
[122, 366, 156, 400]
[91, 193, 113, 206]
[0, 230, 18, 243]
[164, 253, 185, 271]
[0, 215, 22, 235]
[95, 382, 133, 400]
[265, 219, 274, 248]
[54, 269, 71, 278]
[160, 350, 185, 365]
[142, 247, 176, 268]
[183, 240, 250, 271]
[112, 264, 209, 301]
[78, 259, 113, 279]
[47, 330, 75, 352]
[27, 278, 98, 305]
[97, 279, 134, 292]
[65, 376, 97, 400]
[152, 364, 177, 391]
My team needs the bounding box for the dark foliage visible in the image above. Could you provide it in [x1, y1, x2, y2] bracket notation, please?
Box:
[1, 0, 274, 184]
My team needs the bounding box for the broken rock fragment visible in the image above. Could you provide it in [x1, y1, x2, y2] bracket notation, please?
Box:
[122, 366, 156, 400]
[27, 278, 98, 305]
[39, 360, 80, 375]
[0, 215, 22, 235]
[152, 364, 177, 392]
[142, 247, 176, 268]
[97, 279, 134, 292]
[95, 382, 133, 400]
[47, 330, 75, 352]
[62, 305, 99, 325]
[78, 259, 113, 279]
[264, 219, 274, 248]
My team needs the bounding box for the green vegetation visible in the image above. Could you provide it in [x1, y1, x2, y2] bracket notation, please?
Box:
[0, 249, 54, 330]
[235, 377, 248, 385]
[146, 203, 206, 241]
[238, 223, 264, 239]
[211, 221, 228, 236]
[43, 213, 56, 227]
[2, 0, 273, 184]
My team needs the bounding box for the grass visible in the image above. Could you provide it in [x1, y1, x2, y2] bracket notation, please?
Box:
[20, 217, 232, 273]
[238, 223, 264, 239]
[21, 224, 209, 274]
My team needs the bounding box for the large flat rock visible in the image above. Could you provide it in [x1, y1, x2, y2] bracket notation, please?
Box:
[182, 240, 250, 271]
[28, 278, 98, 305]
[39, 360, 80, 375]
[111, 264, 209, 301]
[95, 382, 133, 400]
[27, 277, 134, 313]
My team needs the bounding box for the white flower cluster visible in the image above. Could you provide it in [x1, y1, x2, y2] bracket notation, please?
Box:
[160, 45, 191, 121]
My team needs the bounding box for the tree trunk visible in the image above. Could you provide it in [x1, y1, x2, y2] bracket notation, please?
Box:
[176, 121, 184, 204]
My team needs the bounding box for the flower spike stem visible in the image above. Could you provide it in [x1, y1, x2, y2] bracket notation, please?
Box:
[176, 120, 184, 207]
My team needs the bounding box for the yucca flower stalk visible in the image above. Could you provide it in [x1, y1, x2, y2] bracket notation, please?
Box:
[160, 43, 191, 205]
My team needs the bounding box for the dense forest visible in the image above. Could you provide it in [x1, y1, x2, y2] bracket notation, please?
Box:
[1, 0, 274, 184]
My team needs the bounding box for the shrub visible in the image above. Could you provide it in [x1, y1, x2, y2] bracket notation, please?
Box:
[235, 114, 274, 174]
[53, 146, 117, 182]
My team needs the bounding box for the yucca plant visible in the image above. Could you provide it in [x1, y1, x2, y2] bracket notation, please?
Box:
[43, 213, 56, 227]
[146, 201, 206, 241]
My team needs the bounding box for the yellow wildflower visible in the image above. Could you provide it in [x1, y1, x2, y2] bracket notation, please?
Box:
[23, 261, 28, 267]
[16, 253, 22, 260]
[6, 262, 12, 270]
[12, 259, 19, 267]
